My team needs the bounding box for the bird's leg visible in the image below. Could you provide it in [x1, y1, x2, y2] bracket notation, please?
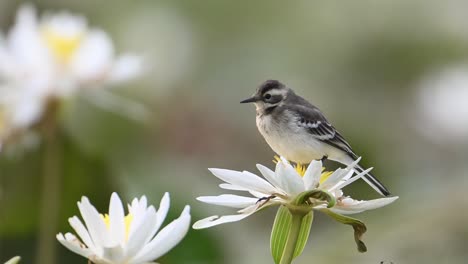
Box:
[321, 155, 328, 162]
[256, 195, 276, 206]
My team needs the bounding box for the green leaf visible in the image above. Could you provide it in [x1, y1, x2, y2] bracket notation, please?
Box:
[271, 206, 292, 264]
[293, 210, 314, 258]
[293, 189, 336, 208]
[321, 209, 368, 252]
[271, 206, 315, 264]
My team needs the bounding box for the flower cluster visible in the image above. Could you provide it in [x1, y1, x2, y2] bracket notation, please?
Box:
[0, 4, 141, 148]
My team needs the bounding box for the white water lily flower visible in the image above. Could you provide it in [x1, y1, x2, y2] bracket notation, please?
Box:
[193, 157, 398, 229]
[0, 4, 142, 146]
[57, 193, 190, 264]
[3, 4, 141, 96]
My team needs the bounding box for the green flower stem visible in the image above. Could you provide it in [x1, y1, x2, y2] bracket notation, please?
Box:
[279, 210, 306, 264]
[36, 102, 61, 264]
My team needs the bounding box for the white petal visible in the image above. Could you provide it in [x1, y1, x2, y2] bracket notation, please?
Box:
[153, 192, 170, 237]
[197, 194, 258, 208]
[108, 193, 125, 246]
[128, 196, 148, 232]
[275, 161, 305, 195]
[108, 54, 142, 83]
[10, 95, 45, 128]
[71, 29, 114, 81]
[127, 195, 150, 238]
[329, 167, 372, 192]
[126, 206, 158, 258]
[68, 216, 96, 251]
[320, 168, 349, 190]
[208, 168, 276, 195]
[331, 196, 399, 215]
[101, 245, 125, 263]
[218, 183, 249, 191]
[56, 233, 92, 259]
[303, 160, 322, 190]
[77, 197, 109, 250]
[4, 256, 21, 264]
[132, 206, 191, 263]
[8, 4, 51, 68]
[256, 164, 283, 190]
[192, 204, 257, 229]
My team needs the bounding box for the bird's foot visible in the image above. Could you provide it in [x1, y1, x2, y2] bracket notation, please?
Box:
[256, 195, 276, 206]
[321, 155, 328, 162]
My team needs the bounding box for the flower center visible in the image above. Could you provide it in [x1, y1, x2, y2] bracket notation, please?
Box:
[101, 213, 134, 241]
[273, 156, 333, 183]
[41, 27, 83, 63]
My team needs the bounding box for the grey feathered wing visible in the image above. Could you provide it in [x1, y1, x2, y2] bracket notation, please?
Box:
[287, 103, 391, 196]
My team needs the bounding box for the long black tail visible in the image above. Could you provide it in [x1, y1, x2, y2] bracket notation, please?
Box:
[354, 164, 391, 196]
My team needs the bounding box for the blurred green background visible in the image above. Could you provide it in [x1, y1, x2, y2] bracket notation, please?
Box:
[2, 0, 468, 263]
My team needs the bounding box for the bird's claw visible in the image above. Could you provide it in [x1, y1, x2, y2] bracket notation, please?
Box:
[256, 195, 276, 206]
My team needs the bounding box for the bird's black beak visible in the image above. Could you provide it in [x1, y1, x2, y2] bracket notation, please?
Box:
[240, 96, 259, 104]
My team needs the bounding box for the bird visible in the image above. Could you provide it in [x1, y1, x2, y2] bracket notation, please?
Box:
[240, 79, 391, 196]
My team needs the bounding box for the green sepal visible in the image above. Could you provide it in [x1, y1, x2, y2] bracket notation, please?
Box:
[270, 206, 314, 264]
[293, 210, 313, 258]
[293, 189, 336, 208]
[321, 209, 367, 252]
[271, 206, 291, 264]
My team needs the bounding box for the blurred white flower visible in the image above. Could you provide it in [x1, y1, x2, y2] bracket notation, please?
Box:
[0, 4, 142, 147]
[57, 193, 190, 264]
[415, 65, 468, 145]
[193, 157, 397, 229]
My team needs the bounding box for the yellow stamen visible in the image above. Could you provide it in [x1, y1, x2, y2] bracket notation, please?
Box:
[319, 171, 333, 184]
[101, 213, 134, 241]
[273, 155, 281, 164]
[41, 27, 83, 63]
[294, 163, 307, 177]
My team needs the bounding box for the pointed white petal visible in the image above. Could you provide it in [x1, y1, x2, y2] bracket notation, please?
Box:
[4, 256, 21, 264]
[108, 193, 125, 246]
[132, 206, 191, 263]
[256, 164, 283, 190]
[68, 216, 96, 251]
[197, 194, 258, 208]
[193, 204, 258, 229]
[275, 161, 305, 195]
[303, 160, 322, 190]
[219, 183, 249, 191]
[77, 197, 109, 249]
[153, 192, 170, 237]
[8, 4, 50, 68]
[128, 196, 148, 234]
[331, 196, 399, 215]
[56, 233, 92, 259]
[320, 168, 349, 190]
[71, 29, 114, 82]
[108, 54, 142, 83]
[329, 168, 372, 192]
[126, 206, 158, 259]
[208, 168, 276, 195]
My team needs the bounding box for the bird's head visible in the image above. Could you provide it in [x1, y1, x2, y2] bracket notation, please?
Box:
[240, 80, 290, 112]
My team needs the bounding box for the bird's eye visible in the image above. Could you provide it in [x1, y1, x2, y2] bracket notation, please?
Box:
[264, 93, 272, 100]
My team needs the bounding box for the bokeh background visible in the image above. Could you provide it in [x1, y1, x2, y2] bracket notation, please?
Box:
[2, 0, 468, 263]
